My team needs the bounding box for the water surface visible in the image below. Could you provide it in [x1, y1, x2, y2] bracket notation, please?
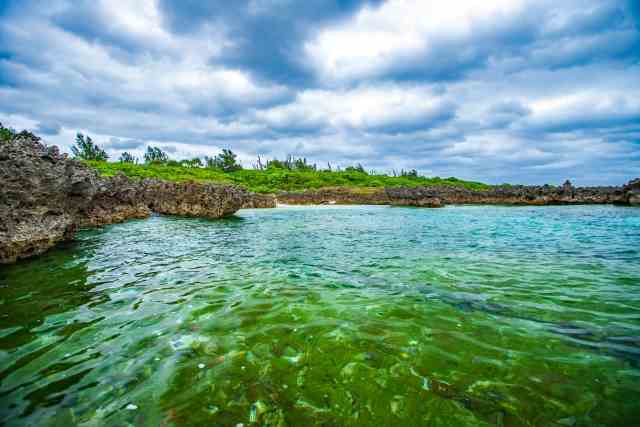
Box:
[1, 205, 639, 426]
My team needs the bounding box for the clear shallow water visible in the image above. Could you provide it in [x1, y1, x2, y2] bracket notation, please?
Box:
[1, 205, 639, 426]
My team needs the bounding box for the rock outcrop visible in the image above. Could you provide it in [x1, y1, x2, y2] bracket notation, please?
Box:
[142, 180, 246, 218]
[385, 187, 443, 207]
[406, 182, 627, 205]
[241, 193, 278, 209]
[624, 179, 640, 206]
[0, 135, 246, 264]
[277, 187, 391, 205]
[274, 180, 634, 207]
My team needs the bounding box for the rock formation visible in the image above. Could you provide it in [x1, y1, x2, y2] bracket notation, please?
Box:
[241, 193, 278, 209]
[275, 180, 634, 207]
[0, 134, 247, 264]
[385, 187, 443, 207]
[142, 180, 246, 218]
[623, 179, 640, 206]
[276, 187, 391, 205]
[407, 182, 627, 205]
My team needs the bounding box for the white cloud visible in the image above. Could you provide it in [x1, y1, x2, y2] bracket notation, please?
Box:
[304, 0, 527, 82]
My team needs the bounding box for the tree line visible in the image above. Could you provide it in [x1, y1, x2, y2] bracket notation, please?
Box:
[4, 128, 420, 178]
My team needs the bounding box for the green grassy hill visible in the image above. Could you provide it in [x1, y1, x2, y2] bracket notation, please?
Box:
[87, 161, 489, 193]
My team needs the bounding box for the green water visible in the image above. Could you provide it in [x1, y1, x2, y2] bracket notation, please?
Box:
[1, 205, 639, 426]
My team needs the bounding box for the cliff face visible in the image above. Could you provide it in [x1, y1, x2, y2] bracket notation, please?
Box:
[0, 135, 247, 264]
[142, 180, 247, 218]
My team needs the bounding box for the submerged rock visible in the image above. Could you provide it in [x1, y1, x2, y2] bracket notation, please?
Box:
[0, 134, 246, 264]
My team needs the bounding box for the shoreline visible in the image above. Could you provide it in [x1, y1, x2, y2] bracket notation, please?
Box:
[252, 202, 636, 209]
[2, 133, 638, 264]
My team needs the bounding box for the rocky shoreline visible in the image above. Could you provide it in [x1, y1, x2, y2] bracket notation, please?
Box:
[273, 180, 638, 208]
[0, 134, 248, 264]
[1, 134, 638, 264]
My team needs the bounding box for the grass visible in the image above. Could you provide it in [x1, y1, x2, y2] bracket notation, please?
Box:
[86, 161, 490, 193]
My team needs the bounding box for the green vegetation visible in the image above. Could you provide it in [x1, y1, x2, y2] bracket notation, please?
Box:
[0, 122, 16, 142]
[88, 153, 489, 193]
[3, 124, 488, 192]
[71, 133, 108, 161]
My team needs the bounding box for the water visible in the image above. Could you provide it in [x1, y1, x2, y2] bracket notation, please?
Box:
[1, 205, 639, 426]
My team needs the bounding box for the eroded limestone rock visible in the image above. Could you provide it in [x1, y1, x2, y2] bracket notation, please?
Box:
[0, 135, 246, 264]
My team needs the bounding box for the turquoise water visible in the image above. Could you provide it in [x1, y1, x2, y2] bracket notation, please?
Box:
[1, 205, 639, 426]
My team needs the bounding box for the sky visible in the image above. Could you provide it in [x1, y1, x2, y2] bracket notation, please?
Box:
[1, 0, 639, 185]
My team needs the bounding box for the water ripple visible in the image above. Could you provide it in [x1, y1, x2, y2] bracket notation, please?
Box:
[0, 205, 639, 426]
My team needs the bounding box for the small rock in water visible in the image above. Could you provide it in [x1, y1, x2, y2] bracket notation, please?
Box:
[125, 404, 138, 411]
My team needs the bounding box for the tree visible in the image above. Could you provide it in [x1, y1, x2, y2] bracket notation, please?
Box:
[205, 149, 242, 172]
[119, 152, 137, 163]
[71, 133, 108, 161]
[144, 146, 168, 164]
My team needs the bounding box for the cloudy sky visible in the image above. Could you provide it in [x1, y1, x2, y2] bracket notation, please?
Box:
[1, 0, 639, 185]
